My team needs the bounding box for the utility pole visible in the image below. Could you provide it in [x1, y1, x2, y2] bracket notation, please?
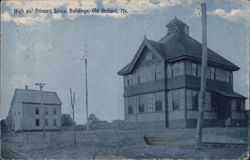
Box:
[70, 88, 76, 144]
[196, 3, 208, 149]
[84, 56, 89, 131]
[35, 83, 46, 137]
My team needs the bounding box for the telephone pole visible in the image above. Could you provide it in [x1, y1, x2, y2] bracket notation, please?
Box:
[84, 56, 89, 131]
[70, 88, 76, 144]
[196, 3, 208, 149]
[35, 83, 46, 137]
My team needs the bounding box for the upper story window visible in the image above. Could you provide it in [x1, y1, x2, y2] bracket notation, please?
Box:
[138, 68, 144, 84]
[35, 108, 39, 115]
[145, 53, 153, 61]
[168, 61, 184, 78]
[209, 67, 215, 80]
[53, 108, 57, 115]
[172, 63, 179, 77]
[53, 119, 57, 126]
[44, 119, 48, 126]
[226, 71, 231, 83]
[44, 107, 48, 115]
[128, 74, 133, 86]
[191, 63, 198, 76]
[155, 64, 162, 80]
[124, 76, 128, 87]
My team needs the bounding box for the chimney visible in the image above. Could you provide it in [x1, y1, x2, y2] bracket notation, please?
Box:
[25, 85, 28, 90]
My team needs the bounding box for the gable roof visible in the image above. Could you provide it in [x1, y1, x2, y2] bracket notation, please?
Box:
[118, 36, 165, 75]
[11, 89, 62, 105]
[118, 17, 239, 75]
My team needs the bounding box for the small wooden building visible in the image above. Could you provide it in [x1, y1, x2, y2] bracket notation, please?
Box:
[118, 17, 247, 128]
[6, 87, 62, 132]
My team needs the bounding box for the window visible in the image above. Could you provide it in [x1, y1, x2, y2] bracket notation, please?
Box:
[138, 69, 142, 84]
[155, 100, 162, 111]
[155, 93, 162, 111]
[168, 62, 184, 78]
[53, 108, 57, 115]
[211, 95, 218, 111]
[139, 96, 145, 113]
[210, 67, 215, 80]
[236, 100, 241, 112]
[226, 71, 231, 83]
[35, 119, 40, 126]
[124, 76, 128, 87]
[44, 119, 48, 126]
[155, 64, 162, 80]
[191, 63, 197, 76]
[139, 105, 145, 112]
[44, 107, 48, 115]
[172, 91, 180, 110]
[145, 53, 152, 61]
[53, 119, 57, 126]
[128, 74, 133, 86]
[192, 91, 198, 110]
[172, 63, 179, 77]
[167, 64, 172, 78]
[35, 108, 39, 115]
[128, 105, 133, 114]
[231, 99, 236, 111]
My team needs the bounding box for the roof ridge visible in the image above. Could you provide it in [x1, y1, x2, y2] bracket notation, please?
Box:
[16, 88, 57, 93]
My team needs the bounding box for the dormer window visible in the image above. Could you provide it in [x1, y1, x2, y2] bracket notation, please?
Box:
[191, 63, 198, 76]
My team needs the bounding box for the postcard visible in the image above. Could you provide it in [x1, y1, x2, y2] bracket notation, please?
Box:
[1, 0, 249, 159]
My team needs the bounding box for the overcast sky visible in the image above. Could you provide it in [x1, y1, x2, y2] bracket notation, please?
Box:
[1, 0, 249, 124]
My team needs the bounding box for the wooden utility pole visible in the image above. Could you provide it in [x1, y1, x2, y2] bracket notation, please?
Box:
[70, 88, 76, 144]
[85, 57, 89, 131]
[35, 83, 46, 137]
[196, 3, 208, 149]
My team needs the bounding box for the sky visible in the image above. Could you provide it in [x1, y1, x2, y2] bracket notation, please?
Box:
[1, 0, 249, 124]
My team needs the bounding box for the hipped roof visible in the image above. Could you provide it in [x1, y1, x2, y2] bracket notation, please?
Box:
[118, 17, 239, 75]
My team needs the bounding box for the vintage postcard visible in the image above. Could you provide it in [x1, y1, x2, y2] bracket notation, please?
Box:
[0, 0, 249, 159]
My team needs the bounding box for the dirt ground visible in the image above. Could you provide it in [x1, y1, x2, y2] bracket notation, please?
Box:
[1, 127, 248, 159]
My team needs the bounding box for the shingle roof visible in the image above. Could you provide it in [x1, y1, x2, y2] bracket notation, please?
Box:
[160, 32, 239, 70]
[11, 89, 62, 105]
[118, 17, 239, 75]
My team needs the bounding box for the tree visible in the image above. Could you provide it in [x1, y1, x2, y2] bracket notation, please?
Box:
[1, 119, 7, 134]
[61, 114, 74, 127]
